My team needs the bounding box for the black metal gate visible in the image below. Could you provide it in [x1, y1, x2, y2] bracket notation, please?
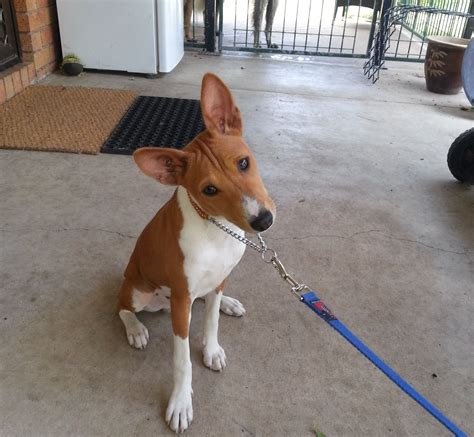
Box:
[186, 0, 382, 57]
[184, 0, 473, 61]
[0, 0, 20, 72]
[383, 0, 473, 60]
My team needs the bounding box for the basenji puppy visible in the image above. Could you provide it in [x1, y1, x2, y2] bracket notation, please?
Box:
[117, 73, 275, 433]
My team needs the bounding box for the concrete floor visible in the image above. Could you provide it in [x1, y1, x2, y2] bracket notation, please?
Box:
[1, 53, 473, 437]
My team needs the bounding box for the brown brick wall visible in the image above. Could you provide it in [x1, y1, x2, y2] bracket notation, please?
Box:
[14, 0, 61, 79]
[0, 0, 61, 104]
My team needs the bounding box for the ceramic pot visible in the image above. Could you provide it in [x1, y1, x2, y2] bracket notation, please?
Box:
[424, 36, 469, 94]
[63, 62, 83, 76]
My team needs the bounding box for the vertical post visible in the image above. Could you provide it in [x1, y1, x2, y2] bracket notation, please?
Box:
[367, 0, 382, 56]
[217, 0, 224, 52]
[462, 0, 474, 39]
[374, 0, 393, 65]
[205, 0, 216, 52]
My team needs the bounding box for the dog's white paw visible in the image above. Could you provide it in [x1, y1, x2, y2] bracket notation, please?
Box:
[119, 311, 149, 349]
[126, 321, 149, 349]
[203, 344, 227, 371]
[166, 390, 193, 433]
[220, 295, 246, 317]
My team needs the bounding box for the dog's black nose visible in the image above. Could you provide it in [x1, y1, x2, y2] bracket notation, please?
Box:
[250, 210, 273, 232]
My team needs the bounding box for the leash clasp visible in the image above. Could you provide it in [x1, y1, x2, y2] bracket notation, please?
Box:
[261, 248, 307, 300]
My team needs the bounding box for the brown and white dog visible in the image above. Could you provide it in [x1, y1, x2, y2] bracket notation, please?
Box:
[117, 73, 275, 433]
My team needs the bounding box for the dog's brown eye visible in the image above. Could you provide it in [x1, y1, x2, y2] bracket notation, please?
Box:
[238, 157, 249, 171]
[203, 185, 218, 196]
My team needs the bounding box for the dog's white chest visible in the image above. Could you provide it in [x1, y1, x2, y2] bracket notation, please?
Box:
[177, 187, 246, 301]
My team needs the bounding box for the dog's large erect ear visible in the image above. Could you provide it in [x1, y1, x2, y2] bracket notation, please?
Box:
[200, 73, 243, 136]
[133, 147, 188, 185]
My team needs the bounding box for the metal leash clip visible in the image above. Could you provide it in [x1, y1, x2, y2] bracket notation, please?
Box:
[202, 208, 310, 300]
[259, 239, 308, 300]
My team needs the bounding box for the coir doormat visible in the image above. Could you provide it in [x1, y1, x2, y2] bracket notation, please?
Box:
[101, 96, 205, 155]
[0, 86, 137, 154]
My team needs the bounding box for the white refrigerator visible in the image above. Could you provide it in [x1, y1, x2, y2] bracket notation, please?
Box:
[57, 0, 184, 74]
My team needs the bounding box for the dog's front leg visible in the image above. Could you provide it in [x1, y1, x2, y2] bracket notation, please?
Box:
[202, 286, 227, 371]
[166, 293, 193, 433]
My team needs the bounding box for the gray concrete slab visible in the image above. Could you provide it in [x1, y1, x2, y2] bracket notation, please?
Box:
[1, 52, 473, 437]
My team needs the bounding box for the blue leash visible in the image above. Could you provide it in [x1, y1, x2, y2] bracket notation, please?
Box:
[207, 222, 468, 436]
[301, 290, 467, 437]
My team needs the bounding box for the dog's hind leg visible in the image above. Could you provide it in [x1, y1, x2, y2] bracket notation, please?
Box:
[265, 0, 279, 48]
[197, 293, 246, 316]
[220, 295, 246, 316]
[143, 286, 171, 312]
[117, 279, 152, 349]
[253, 0, 267, 47]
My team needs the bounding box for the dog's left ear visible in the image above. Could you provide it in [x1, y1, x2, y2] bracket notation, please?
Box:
[133, 147, 188, 185]
[201, 73, 243, 136]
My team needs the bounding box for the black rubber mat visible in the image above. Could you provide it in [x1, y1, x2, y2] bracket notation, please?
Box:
[101, 96, 205, 155]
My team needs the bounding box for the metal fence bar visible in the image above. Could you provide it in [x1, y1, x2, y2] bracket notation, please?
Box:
[405, 12, 419, 58]
[231, 29, 358, 37]
[438, 6, 450, 33]
[233, 0, 237, 46]
[218, 0, 224, 51]
[453, 13, 463, 35]
[222, 45, 368, 56]
[375, 0, 394, 64]
[192, 0, 196, 41]
[417, 12, 432, 56]
[392, 22, 403, 56]
[432, 5, 445, 33]
[304, 0, 313, 51]
[353, 0, 364, 54]
[292, 0, 301, 51]
[447, 8, 457, 33]
[340, 0, 350, 53]
[281, 0, 288, 47]
[328, 0, 338, 52]
[204, 0, 216, 52]
[366, 0, 381, 54]
[245, 0, 250, 47]
[316, 0, 325, 52]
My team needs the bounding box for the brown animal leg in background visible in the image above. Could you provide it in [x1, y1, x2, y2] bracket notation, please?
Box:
[265, 0, 279, 48]
[253, 0, 267, 47]
[184, 0, 194, 41]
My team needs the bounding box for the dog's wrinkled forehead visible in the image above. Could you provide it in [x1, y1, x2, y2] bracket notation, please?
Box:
[189, 135, 250, 174]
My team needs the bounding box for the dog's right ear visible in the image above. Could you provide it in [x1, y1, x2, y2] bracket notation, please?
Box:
[133, 147, 188, 185]
[201, 73, 242, 136]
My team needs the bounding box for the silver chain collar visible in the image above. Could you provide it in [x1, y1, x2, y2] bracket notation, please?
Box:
[208, 217, 267, 253]
[207, 216, 308, 299]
